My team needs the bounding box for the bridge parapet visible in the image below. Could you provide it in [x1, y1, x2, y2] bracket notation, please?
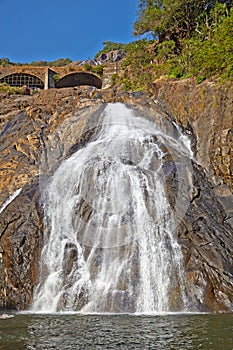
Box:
[0, 65, 103, 90]
[0, 66, 46, 82]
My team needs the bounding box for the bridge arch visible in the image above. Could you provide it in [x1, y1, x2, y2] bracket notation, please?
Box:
[56, 72, 102, 89]
[0, 73, 44, 89]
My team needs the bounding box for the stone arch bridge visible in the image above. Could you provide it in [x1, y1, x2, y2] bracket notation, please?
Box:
[0, 64, 119, 90]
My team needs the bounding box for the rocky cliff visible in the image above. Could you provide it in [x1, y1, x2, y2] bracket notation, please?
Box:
[0, 80, 232, 311]
[153, 78, 232, 191]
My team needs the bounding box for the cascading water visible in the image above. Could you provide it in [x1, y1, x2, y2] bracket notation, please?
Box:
[32, 103, 192, 313]
[0, 188, 22, 214]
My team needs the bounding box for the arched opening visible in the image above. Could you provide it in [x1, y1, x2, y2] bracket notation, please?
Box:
[0, 73, 44, 89]
[56, 72, 102, 89]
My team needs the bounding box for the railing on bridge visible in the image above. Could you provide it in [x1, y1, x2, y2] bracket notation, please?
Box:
[0, 73, 44, 89]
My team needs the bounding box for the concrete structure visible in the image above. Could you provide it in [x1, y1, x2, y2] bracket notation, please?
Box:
[0, 65, 104, 90]
[56, 72, 102, 89]
[101, 62, 122, 89]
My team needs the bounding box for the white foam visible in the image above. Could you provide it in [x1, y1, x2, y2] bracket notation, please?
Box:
[32, 103, 191, 313]
[0, 188, 22, 214]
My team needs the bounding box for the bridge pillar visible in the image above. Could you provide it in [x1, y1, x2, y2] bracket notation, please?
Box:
[44, 68, 55, 89]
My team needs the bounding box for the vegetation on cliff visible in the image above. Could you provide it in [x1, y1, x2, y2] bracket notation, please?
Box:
[83, 63, 105, 76]
[94, 41, 127, 59]
[96, 1, 233, 90]
[0, 57, 72, 67]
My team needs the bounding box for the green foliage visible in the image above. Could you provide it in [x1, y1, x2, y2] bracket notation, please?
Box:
[111, 73, 120, 85]
[134, 1, 232, 47]
[120, 39, 155, 91]
[92, 65, 104, 76]
[95, 41, 127, 59]
[117, 1, 233, 90]
[83, 63, 92, 71]
[121, 39, 154, 73]
[0, 57, 72, 66]
[83, 63, 104, 76]
[156, 40, 176, 63]
[167, 64, 185, 78]
[29, 58, 72, 67]
[0, 58, 11, 66]
[53, 74, 60, 82]
[0, 83, 24, 95]
[196, 75, 206, 84]
[29, 60, 48, 66]
[174, 8, 233, 78]
[51, 58, 72, 67]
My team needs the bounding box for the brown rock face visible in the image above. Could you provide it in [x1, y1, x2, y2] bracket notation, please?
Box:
[0, 82, 232, 311]
[0, 87, 103, 310]
[0, 182, 42, 309]
[164, 160, 233, 311]
[153, 78, 233, 190]
[96, 49, 126, 63]
[151, 79, 233, 310]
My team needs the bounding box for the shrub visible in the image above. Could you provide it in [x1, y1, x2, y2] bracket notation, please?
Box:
[95, 41, 127, 59]
[0, 83, 24, 95]
[196, 75, 206, 84]
[84, 63, 104, 76]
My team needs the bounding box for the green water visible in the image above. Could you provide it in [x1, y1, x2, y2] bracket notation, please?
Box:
[0, 313, 232, 350]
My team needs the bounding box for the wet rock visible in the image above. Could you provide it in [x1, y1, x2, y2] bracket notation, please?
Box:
[63, 243, 78, 275]
[152, 78, 233, 190]
[167, 161, 233, 312]
[0, 182, 43, 309]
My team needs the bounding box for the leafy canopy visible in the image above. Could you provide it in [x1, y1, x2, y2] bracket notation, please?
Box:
[119, 1, 233, 90]
[134, 0, 232, 45]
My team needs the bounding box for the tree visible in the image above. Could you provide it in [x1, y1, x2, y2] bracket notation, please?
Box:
[134, 0, 232, 46]
[0, 57, 11, 66]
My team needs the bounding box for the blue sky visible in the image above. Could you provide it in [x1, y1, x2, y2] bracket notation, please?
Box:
[1, 0, 138, 63]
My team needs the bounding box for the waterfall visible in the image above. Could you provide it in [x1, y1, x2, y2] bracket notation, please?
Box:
[32, 103, 192, 313]
[0, 188, 22, 214]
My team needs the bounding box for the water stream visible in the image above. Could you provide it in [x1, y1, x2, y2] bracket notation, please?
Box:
[0, 188, 22, 214]
[32, 103, 193, 313]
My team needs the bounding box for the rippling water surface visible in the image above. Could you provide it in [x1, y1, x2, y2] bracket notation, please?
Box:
[0, 313, 232, 349]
